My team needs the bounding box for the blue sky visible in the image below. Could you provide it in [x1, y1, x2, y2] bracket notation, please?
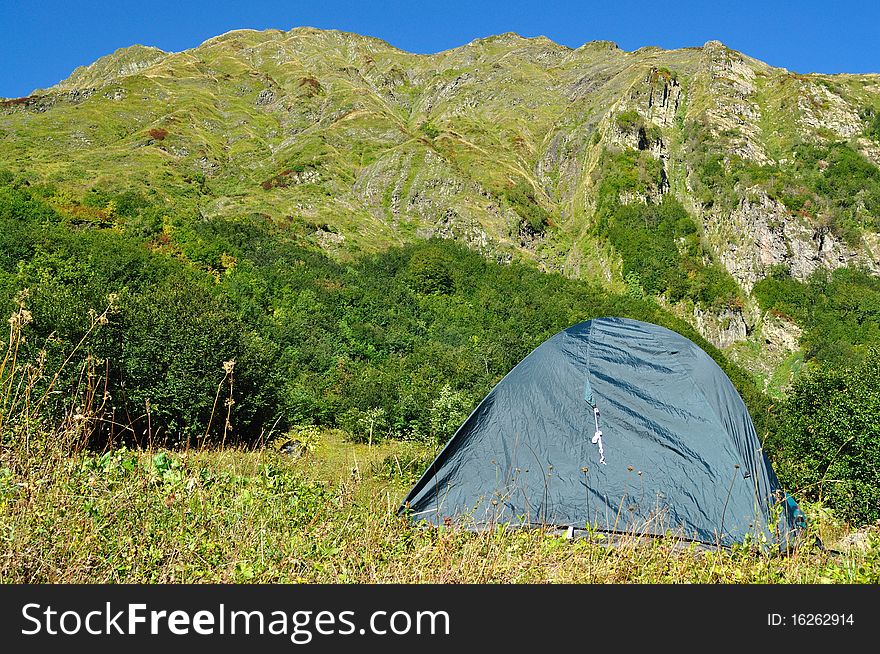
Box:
[2, 0, 878, 97]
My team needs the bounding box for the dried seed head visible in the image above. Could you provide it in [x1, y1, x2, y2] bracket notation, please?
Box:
[8, 307, 33, 328]
[223, 359, 236, 374]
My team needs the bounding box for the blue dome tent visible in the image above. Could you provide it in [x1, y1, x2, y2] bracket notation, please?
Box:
[401, 317, 803, 548]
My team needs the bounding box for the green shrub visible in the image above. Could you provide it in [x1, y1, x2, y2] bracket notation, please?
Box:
[770, 351, 880, 525]
[406, 247, 454, 294]
[754, 267, 880, 365]
[107, 278, 284, 444]
[861, 106, 880, 142]
[682, 122, 774, 209]
[504, 180, 551, 234]
[419, 121, 440, 139]
[0, 182, 769, 449]
[615, 110, 643, 131]
[0, 187, 287, 445]
[593, 149, 740, 309]
[685, 121, 880, 240]
[594, 149, 663, 213]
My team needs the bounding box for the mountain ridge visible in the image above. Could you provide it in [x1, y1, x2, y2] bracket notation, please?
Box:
[2, 27, 880, 390]
[36, 30, 880, 96]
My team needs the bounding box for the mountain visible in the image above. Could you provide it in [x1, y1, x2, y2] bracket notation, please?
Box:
[2, 27, 880, 388]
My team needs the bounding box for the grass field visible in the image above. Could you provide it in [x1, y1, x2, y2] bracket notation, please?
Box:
[2, 429, 878, 584]
[0, 268, 877, 584]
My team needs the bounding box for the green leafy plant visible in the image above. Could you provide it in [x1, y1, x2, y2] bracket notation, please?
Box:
[770, 350, 880, 525]
[504, 180, 552, 234]
[272, 424, 323, 457]
[593, 149, 740, 309]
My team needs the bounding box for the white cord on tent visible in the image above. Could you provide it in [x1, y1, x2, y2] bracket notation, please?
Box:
[591, 406, 606, 465]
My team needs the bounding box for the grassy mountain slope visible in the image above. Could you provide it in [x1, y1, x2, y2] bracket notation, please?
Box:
[2, 27, 880, 384]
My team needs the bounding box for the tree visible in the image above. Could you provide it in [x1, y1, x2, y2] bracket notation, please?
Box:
[406, 248, 454, 295]
[771, 350, 880, 525]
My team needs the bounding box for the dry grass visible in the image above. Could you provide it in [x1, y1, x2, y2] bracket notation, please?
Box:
[2, 429, 878, 584]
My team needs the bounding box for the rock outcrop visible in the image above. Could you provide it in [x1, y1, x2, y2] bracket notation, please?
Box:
[704, 191, 879, 292]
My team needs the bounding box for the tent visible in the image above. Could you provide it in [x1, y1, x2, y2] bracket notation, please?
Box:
[401, 317, 804, 548]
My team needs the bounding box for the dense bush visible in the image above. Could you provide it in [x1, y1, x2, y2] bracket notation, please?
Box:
[754, 266, 880, 366]
[593, 149, 741, 309]
[0, 180, 769, 448]
[754, 265, 880, 525]
[418, 121, 440, 139]
[504, 180, 552, 234]
[594, 149, 663, 211]
[682, 122, 776, 209]
[615, 109, 643, 131]
[0, 184, 281, 445]
[861, 106, 880, 143]
[772, 142, 880, 242]
[770, 351, 880, 525]
[684, 121, 880, 243]
[406, 247, 454, 295]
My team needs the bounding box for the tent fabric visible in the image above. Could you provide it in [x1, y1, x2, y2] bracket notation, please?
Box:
[400, 317, 801, 548]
